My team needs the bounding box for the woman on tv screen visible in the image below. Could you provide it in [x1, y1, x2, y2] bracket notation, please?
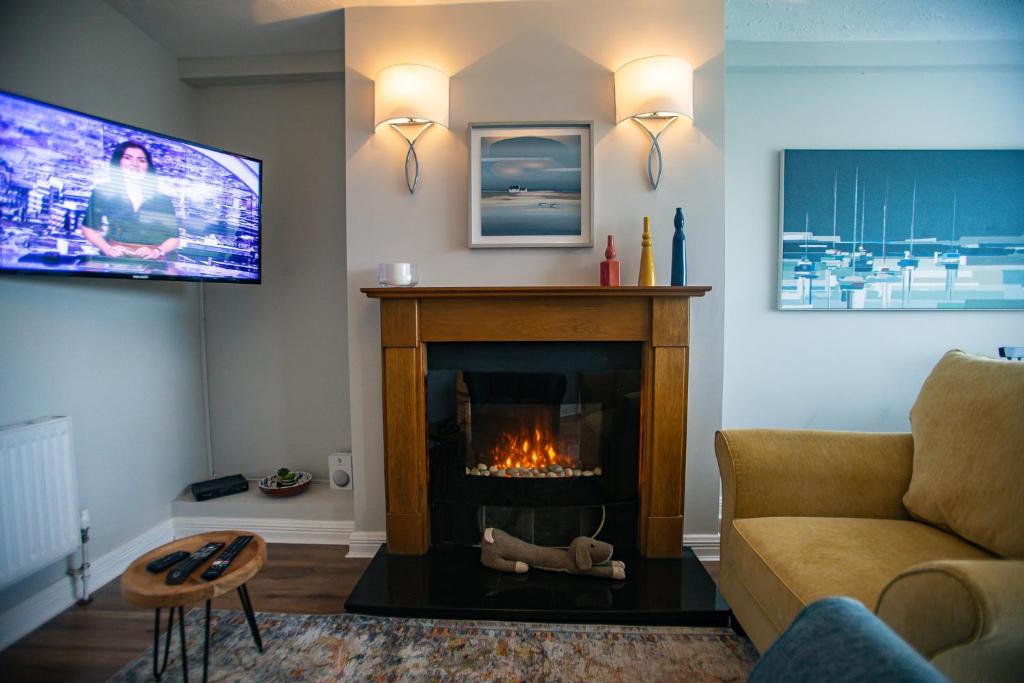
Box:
[81, 141, 180, 261]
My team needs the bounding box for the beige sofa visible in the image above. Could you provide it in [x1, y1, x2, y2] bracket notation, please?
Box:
[715, 351, 1023, 681]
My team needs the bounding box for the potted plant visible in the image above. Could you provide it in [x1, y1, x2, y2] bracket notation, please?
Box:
[259, 467, 312, 497]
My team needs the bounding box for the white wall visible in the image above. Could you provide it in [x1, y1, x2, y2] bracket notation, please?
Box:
[724, 45, 1024, 432]
[194, 81, 349, 479]
[0, 0, 206, 609]
[345, 0, 726, 540]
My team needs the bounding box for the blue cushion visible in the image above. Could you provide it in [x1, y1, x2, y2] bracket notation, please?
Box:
[748, 597, 946, 683]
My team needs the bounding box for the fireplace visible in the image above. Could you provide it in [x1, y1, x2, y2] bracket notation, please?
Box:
[427, 342, 641, 549]
[362, 285, 710, 557]
[348, 286, 730, 627]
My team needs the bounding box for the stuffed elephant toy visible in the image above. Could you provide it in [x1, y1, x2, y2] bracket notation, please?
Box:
[480, 527, 625, 579]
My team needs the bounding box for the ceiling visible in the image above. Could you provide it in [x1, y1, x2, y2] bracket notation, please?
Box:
[105, 0, 527, 58]
[106, 0, 1024, 58]
[726, 0, 1024, 42]
[105, 0, 344, 57]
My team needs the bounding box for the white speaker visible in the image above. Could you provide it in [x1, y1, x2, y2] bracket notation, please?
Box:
[329, 452, 353, 490]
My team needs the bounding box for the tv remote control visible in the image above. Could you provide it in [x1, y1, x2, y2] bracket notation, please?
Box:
[146, 550, 191, 573]
[201, 535, 254, 581]
[165, 542, 224, 585]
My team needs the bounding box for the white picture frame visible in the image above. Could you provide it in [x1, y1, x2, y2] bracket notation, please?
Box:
[469, 122, 593, 248]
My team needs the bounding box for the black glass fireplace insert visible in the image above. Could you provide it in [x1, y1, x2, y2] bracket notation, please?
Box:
[427, 341, 642, 549]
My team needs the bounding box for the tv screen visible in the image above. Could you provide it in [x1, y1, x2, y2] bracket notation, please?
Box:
[0, 91, 261, 283]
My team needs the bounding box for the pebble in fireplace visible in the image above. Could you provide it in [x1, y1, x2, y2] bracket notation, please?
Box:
[427, 342, 640, 549]
[467, 463, 601, 478]
[461, 377, 604, 479]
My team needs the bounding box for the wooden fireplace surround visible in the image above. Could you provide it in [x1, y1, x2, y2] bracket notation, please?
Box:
[362, 286, 711, 558]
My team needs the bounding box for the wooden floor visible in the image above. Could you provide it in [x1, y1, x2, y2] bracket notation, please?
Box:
[0, 544, 719, 682]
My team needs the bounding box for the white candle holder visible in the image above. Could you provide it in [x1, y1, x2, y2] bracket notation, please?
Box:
[378, 262, 418, 287]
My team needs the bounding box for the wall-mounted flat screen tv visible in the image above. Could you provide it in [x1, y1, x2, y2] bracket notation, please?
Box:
[0, 90, 261, 283]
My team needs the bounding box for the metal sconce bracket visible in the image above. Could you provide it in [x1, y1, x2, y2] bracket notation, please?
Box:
[631, 115, 678, 191]
[389, 120, 434, 194]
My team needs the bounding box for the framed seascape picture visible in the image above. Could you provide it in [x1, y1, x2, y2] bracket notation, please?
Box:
[778, 149, 1024, 310]
[469, 123, 593, 248]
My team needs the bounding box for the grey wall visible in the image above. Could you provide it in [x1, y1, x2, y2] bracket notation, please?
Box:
[345, 0, 726, 540]
[0, 0, 207, 609]
[723, 44, 1024, 432]
[194, 81, 349, 479]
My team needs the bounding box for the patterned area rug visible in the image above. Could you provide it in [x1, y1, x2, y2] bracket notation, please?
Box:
[112, 610, 757, 682]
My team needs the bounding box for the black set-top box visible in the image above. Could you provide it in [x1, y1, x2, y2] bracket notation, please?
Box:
[191, 474, 249, 501]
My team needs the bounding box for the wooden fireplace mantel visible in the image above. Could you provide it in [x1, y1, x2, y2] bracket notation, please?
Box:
[362, 286, 712, 299]
[362, 285, 711, 557]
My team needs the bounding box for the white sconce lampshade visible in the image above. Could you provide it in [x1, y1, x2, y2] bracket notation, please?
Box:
[613, 56, 694, 191]
[614, 55, 693, 123]
[374, 63, 450, 129]
[374, 64, 449, 194]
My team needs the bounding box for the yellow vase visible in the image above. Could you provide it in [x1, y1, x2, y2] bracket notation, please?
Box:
[638, 216, 656, 286]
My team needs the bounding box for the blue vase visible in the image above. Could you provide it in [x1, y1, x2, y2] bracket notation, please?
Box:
[671, 207, 687, 286]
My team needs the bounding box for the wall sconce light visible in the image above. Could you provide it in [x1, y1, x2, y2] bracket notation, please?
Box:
[374, 63, 450, 194]
[614, 56, 694, 191]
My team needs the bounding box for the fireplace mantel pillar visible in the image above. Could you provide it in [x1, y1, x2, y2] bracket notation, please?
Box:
[362, 286, 711, 557]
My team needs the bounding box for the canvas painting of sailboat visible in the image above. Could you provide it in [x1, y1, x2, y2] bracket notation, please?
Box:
[778, 149, 1024, 310]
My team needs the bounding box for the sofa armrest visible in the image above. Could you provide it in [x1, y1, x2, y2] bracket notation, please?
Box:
[715, 429, 914, 531]
[876, 560, 1024, 682]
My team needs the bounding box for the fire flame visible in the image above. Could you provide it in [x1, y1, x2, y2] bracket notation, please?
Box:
[488, 424, 578, 470]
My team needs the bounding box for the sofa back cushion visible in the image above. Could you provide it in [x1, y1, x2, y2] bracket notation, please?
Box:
[904, 350, 1024, 558]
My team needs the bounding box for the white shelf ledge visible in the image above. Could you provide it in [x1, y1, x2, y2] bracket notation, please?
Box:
[171, 481, 354, 545]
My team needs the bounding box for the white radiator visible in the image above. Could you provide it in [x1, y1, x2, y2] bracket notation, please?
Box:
[0, 417, 80, 590]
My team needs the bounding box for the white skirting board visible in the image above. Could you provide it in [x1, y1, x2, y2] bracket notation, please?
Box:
[173, 517, 354, 546]
[0, 518, 174, 651]
[684, 533, 721, 562]
[345, 531, 388, 558]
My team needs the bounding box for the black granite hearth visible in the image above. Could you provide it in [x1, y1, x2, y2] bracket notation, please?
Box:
[345, 545, 731, 626]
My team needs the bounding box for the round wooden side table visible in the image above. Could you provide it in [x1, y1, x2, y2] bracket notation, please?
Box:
[121, 530, 267, 682]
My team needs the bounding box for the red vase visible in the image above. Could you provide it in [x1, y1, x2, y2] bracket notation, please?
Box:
[600, 235, 620, 287]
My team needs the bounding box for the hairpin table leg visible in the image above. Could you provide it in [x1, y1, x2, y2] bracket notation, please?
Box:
[237, 583, 264, 653]
[151, 607, 175, 680]
[178, 605, 189, 683]
[202, 599, 212, 683]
